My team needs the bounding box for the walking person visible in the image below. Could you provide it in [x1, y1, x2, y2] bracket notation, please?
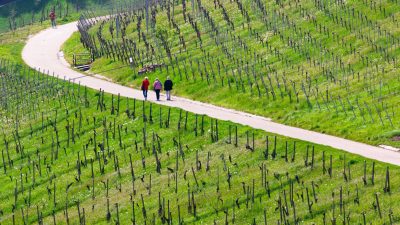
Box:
[164, 76, 173, 100]
[49, 10, 56, 28]
[153, 78, 162, 101]
[141, 77, 150, 100]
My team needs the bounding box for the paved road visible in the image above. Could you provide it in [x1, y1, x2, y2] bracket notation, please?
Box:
[22, 21, 400, 165]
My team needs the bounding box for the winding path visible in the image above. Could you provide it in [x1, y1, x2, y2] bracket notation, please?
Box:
[22, 21, 400, 165]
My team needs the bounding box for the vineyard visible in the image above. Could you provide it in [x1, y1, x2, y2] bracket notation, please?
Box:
[0, 59, 399, 224]
[1, 0, 400, 224]
[67, 0, 400, 147]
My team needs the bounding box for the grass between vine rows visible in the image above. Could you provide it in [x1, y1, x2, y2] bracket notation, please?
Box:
[63, 0, 400, 148]
[0, 62, 399, 224]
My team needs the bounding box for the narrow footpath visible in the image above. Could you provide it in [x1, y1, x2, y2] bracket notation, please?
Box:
[22, 21, 400, 165]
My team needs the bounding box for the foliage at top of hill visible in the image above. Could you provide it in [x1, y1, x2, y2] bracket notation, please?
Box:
[0, 0, 95, 16]
[0, 0, 139, 32]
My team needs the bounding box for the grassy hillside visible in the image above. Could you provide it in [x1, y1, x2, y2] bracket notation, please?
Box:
[64, 0, 400, 148]
[0, 61, 399, 224]
[0, 0, 75, 32]
[0, 23, 51, 65]
[0, 0, 142, 33]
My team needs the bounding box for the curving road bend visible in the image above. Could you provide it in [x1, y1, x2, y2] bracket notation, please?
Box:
[22, 21, 400, 165]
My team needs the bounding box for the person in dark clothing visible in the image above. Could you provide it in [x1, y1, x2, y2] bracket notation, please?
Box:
[49, 10, 56, 28]
[164, 76, 173, 100]
[141, 77, 150, 100]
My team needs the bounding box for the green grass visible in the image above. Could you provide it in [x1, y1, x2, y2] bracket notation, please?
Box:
[0, 22, 51, 64]
[0, 61, 399, 224]
[0, 0, 397, 223]
[63, 0, 400, 148]
[62, 31, 89, 63]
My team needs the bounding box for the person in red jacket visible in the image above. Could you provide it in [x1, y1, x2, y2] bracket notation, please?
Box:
[141, 77, 150, 100]
[49, 10, 56, 28]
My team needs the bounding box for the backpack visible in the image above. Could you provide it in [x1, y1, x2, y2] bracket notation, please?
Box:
[154, 81, 162, 90]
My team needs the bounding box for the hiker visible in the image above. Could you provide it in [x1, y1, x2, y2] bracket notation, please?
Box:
[141, 77, 150, 100]
[49, 10, 56, 28]
[164, 76, 173, 100]
[153, 78, 162, 101]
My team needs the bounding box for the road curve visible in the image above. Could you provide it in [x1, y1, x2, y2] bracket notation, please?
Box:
[22, 21, 400, 165]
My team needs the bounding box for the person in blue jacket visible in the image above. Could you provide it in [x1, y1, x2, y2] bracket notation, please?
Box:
[164, 76, 173, 100]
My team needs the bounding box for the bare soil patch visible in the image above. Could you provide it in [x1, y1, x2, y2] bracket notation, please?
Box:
[392, 136, 400, 141]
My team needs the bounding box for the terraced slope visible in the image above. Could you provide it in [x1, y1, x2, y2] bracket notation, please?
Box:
[0, 62, 399, 224]
[69, 0, 400, 147]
